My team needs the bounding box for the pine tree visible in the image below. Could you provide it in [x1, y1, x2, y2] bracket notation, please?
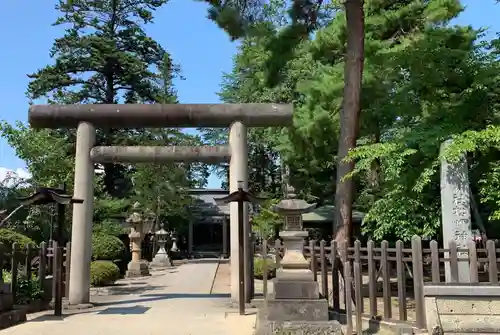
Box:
[26, 0, 172, 196]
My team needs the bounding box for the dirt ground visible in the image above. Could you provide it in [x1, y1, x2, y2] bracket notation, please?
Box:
[210, 260, 231, 294]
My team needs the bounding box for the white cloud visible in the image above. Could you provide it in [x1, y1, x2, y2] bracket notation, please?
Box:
[0, 167, 31, 187]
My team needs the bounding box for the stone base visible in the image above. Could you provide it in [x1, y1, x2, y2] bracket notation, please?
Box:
[62, 300, 94, 310]
[256, 308, 342, 335]
[263, 298, 329, 322]
[276, 269, 314, 282]
[150, 252, 172, 268]
[0, 309, 27, 330]
[274, 279, 320, 300]
[126, 260, 150, 278]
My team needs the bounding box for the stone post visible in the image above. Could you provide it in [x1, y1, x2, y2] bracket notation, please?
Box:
[68, 122, 95, 306]
[440, 140, 472, 282]
[229, 121, 249, 301]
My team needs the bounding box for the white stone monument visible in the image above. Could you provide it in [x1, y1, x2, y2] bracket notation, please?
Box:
[440, 140, 472, 282]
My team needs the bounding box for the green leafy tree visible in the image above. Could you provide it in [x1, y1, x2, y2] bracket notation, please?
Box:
[215, 0, 500, 242]
[251, 198, 282, 239]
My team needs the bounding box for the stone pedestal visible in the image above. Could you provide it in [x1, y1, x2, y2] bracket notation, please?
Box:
[264, 299, 329, 322]
[150, 226, 172, 268]
[259, 184, 329, 325]
[126, 230, 150, 277]
[266, 230, 328, 322]
[126, 260, 150, 277]
[151, 252, 171, 268]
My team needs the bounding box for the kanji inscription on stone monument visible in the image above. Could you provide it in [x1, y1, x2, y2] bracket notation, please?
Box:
[452, 194, 469, 218]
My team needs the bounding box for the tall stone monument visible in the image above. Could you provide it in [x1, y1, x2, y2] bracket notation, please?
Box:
[125, 203, 151, 277]
[264, 183, 328, 321]
[440, 139, 472, 282]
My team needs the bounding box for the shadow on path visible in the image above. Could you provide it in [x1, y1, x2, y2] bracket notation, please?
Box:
[94, 292, 231, 307]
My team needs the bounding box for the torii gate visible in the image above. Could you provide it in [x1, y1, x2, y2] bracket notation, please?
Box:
[28, 103, 293, 306]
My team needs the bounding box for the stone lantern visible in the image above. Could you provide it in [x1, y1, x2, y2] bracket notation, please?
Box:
[170, 230, 179, 253]
[264, 183, 329, 322]
[151, 223, 172, 268]
[125, 202, 150, 277]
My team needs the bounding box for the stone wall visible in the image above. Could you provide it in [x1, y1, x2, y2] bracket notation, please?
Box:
[424, 285, 500, 334]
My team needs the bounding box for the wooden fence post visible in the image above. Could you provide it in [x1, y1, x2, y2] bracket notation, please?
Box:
[38, 242, 47, 295]
[262, 239, 268, 310]
[467, 240, 478, 283]
[449, 240, 458, 282]
[24, 244, 31, 277]
[411, 235, 426, 329]
[331, 240, 340, 311]
[24, 244, 32, 303]
[320, 240, 328, 302]
[430, 240, 440, 283]
[381, 240, 392, 319]
[53, 241, 63, 316]
[11, 243, 18, 304]
[396, 240, 407, 321]
[353, 260, 363, 335]
[353, 240, 363, 313]
[65, 242, 71, 298]
[310, 240, 317, 282]
[344, 260, 353, 335]
[486, 240, 498, 284]
[367, 240, 377, 318]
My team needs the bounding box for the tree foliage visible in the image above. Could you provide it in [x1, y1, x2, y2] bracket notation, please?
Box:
[3, 0, 500, 245]
[1, 0, 206, 242]
[216, 0, 500, 241]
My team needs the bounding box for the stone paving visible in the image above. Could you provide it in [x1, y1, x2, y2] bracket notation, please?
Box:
[2, 259, 256, 335]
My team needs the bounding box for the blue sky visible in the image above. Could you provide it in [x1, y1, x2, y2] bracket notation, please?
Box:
[0, 0, 498, 188]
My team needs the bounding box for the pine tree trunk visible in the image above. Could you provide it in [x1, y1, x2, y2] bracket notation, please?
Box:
[334, 0, 365, 245]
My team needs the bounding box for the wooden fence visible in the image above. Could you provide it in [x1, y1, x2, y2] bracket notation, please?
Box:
[2, 240, 70, 306]
[258, 235, 500, 333]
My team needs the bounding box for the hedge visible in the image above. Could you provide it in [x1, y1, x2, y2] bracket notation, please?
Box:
[91, 233, 125, 261]
[90, 260, 120, 287]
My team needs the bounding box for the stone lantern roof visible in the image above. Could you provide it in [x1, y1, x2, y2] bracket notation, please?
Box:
[272, 185, 316, 215]
[155, 222, 168, 236]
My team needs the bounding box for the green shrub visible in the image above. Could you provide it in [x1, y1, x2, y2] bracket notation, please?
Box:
[91, 233, 125, 261]
[0, 229, 36, 249]
[254, 257, 276, 279]
[90, 260, 120, 287]
[2, 270, 43, 305]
